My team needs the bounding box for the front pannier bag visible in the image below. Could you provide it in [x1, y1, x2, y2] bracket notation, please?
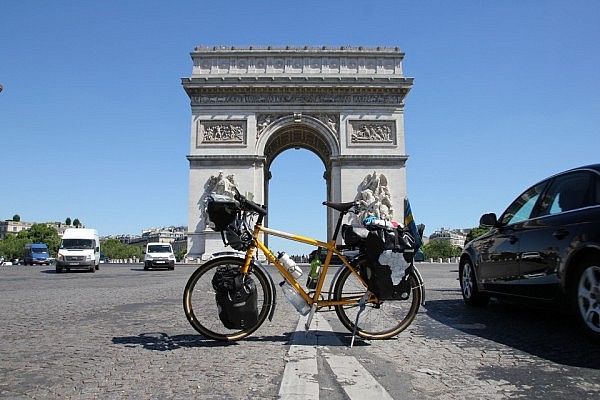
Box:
[211, 266, 258, 330]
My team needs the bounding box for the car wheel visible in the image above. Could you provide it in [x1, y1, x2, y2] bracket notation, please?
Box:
[56, 266, 62, 273]
[574, 258, 600, 341]
[95, 264, 99, 270]
[460, 259, 489, 306]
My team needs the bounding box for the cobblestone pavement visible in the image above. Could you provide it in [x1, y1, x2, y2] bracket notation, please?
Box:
[0, 263, 598, 399]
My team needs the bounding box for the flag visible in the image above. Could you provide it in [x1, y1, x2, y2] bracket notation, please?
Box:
[404, 198, 422, 250]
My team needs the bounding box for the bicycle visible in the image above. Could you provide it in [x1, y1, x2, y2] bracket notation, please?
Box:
[183, 189, 426, 342]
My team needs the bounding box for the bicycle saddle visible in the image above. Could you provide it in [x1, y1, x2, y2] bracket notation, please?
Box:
[322, 201, 357, 213]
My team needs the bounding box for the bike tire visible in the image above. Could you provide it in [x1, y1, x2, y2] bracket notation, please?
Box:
[183, 257, 273, 341]
[333, 258, 421, 339]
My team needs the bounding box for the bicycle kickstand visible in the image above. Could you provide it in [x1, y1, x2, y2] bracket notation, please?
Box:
[350, 292, 369, 348]
[304, 303, 318, 331]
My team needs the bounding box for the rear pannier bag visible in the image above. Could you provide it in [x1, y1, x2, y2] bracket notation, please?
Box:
[361, 226, 416, 300]
[206, 194, 240, 231]
[211, 266, 258, 330]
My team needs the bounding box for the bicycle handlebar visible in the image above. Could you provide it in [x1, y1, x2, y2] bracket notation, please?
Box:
[233, 189, 268, 216]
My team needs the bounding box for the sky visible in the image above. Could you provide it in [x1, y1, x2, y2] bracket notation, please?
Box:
[1, 1, 599, 256]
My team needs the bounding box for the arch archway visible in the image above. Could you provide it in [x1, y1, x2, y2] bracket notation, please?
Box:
[183, 46, 413, 259]
[260, 119, 338, 250]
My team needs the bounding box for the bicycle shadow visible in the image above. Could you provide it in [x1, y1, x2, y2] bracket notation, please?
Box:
[112, 329, 367, 351]
[422, 298, 599, 369]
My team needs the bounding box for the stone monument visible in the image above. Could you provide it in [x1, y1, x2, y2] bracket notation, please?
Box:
[182, 46, 413, 259]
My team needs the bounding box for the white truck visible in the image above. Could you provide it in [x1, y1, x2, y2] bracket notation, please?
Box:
[56, 228, 100, 273]
[144, 242, 175, 270]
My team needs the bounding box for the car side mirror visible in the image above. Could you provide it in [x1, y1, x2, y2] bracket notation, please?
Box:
[479, 213, 498, 227]
[95, 247, 100, 252]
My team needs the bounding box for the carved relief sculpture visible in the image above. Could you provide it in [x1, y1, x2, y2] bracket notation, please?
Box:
[198, 121, 246, 145]
[349, 121, 395, 144]
[256, 113, 339, 137]
[352, 171, 395, 224]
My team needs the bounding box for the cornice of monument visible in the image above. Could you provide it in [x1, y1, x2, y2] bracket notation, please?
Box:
[192, 45, 405, 57]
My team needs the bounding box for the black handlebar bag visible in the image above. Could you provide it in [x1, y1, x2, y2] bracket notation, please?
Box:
[206, 194, 240, 231]
[211, 266, 258, 329]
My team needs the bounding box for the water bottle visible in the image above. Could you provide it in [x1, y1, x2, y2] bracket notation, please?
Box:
[279, 281, 310, 315]
[306, 254, 322, 290]
[278, 252, 302, 279]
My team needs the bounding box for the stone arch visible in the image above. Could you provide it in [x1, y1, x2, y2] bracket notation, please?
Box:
[256, 115, 340, 169]
[182, 46, 413, 259]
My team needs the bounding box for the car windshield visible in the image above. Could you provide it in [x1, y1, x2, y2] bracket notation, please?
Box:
[32, 248, 48, 253]
[60, 239, 94, 249]
[148, 245, 171, 253]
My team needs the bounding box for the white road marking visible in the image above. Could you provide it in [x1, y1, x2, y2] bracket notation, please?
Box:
[278, 316, 319, 400]
[278, 313, 394, 400]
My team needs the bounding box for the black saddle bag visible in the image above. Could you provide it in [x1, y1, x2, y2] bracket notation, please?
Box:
[361, 226, 415, 300]
[211, 266, 258, 329]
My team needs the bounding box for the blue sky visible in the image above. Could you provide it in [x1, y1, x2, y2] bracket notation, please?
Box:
[1, 1, 599, 255]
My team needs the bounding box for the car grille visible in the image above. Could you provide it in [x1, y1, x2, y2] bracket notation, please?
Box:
[66, 256, 85, 261]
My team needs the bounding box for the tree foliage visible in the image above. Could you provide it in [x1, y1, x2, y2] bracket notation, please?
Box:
[422, 239, 462, 260]
[65, 217, 71, 226]
[73, 218, 81, 228]
[12, 214, 20, 222]
[100, 238, 143, 260]
[0, 223, 60, 259]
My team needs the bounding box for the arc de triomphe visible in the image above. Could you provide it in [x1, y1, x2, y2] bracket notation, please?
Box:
[182, 46, 413, 259]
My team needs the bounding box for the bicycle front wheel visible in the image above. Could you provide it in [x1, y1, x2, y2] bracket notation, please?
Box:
[183, 257, 273, 341]
[333, 259, 421, 339]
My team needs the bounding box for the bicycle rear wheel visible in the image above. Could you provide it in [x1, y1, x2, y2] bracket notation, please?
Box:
[183, 257, 273, 341]
[333, 259, 421, 339]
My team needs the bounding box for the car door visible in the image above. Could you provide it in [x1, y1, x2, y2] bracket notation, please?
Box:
[515, 170, 595, 299]
[479, 181, 548, 294]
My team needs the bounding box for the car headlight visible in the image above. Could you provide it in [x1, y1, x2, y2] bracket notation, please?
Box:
[57, 254, 64, 261]
[146, 255, 153, 260]
[169, 255, 175, 260]
[86, 255, 92, 260]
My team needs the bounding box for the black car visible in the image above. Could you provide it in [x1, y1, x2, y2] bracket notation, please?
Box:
[309, 248, 345, 265]
[459, 164, 600, 340]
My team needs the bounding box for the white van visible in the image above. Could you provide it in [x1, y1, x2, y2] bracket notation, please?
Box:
[56, 228, 100, 273]
[144, 242, 175, 270]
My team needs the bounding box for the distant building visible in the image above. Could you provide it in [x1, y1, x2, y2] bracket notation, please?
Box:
[428, 228, 468, 249]
[0, 220, 33, 239]
[0, 219, 69, 239]
[106, 226, 188, 255]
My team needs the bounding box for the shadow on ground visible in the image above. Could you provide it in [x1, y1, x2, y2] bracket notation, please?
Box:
[422, 298, 599, 369]
[112, 328, 368, 351]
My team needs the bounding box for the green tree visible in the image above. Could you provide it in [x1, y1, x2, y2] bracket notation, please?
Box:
[12, 214, 20, 222]
[175, 248, 186, 262]
[73, 218, 81, 228]
[100, 238, 142, 260]
[27, 224, 61, 256]
[65, 217, 71, 226]
[464, 226, 491, 245]
[422, 240, 461, 260]
[0, 234, 28, 261]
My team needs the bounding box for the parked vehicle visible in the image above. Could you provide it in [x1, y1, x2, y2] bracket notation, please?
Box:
[459, 164, 600, 340]
[144, 242, 175, 270]
[56, 228, 100, 273]
[24, 243, 51, 265]
[308, 248, 344, 265]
